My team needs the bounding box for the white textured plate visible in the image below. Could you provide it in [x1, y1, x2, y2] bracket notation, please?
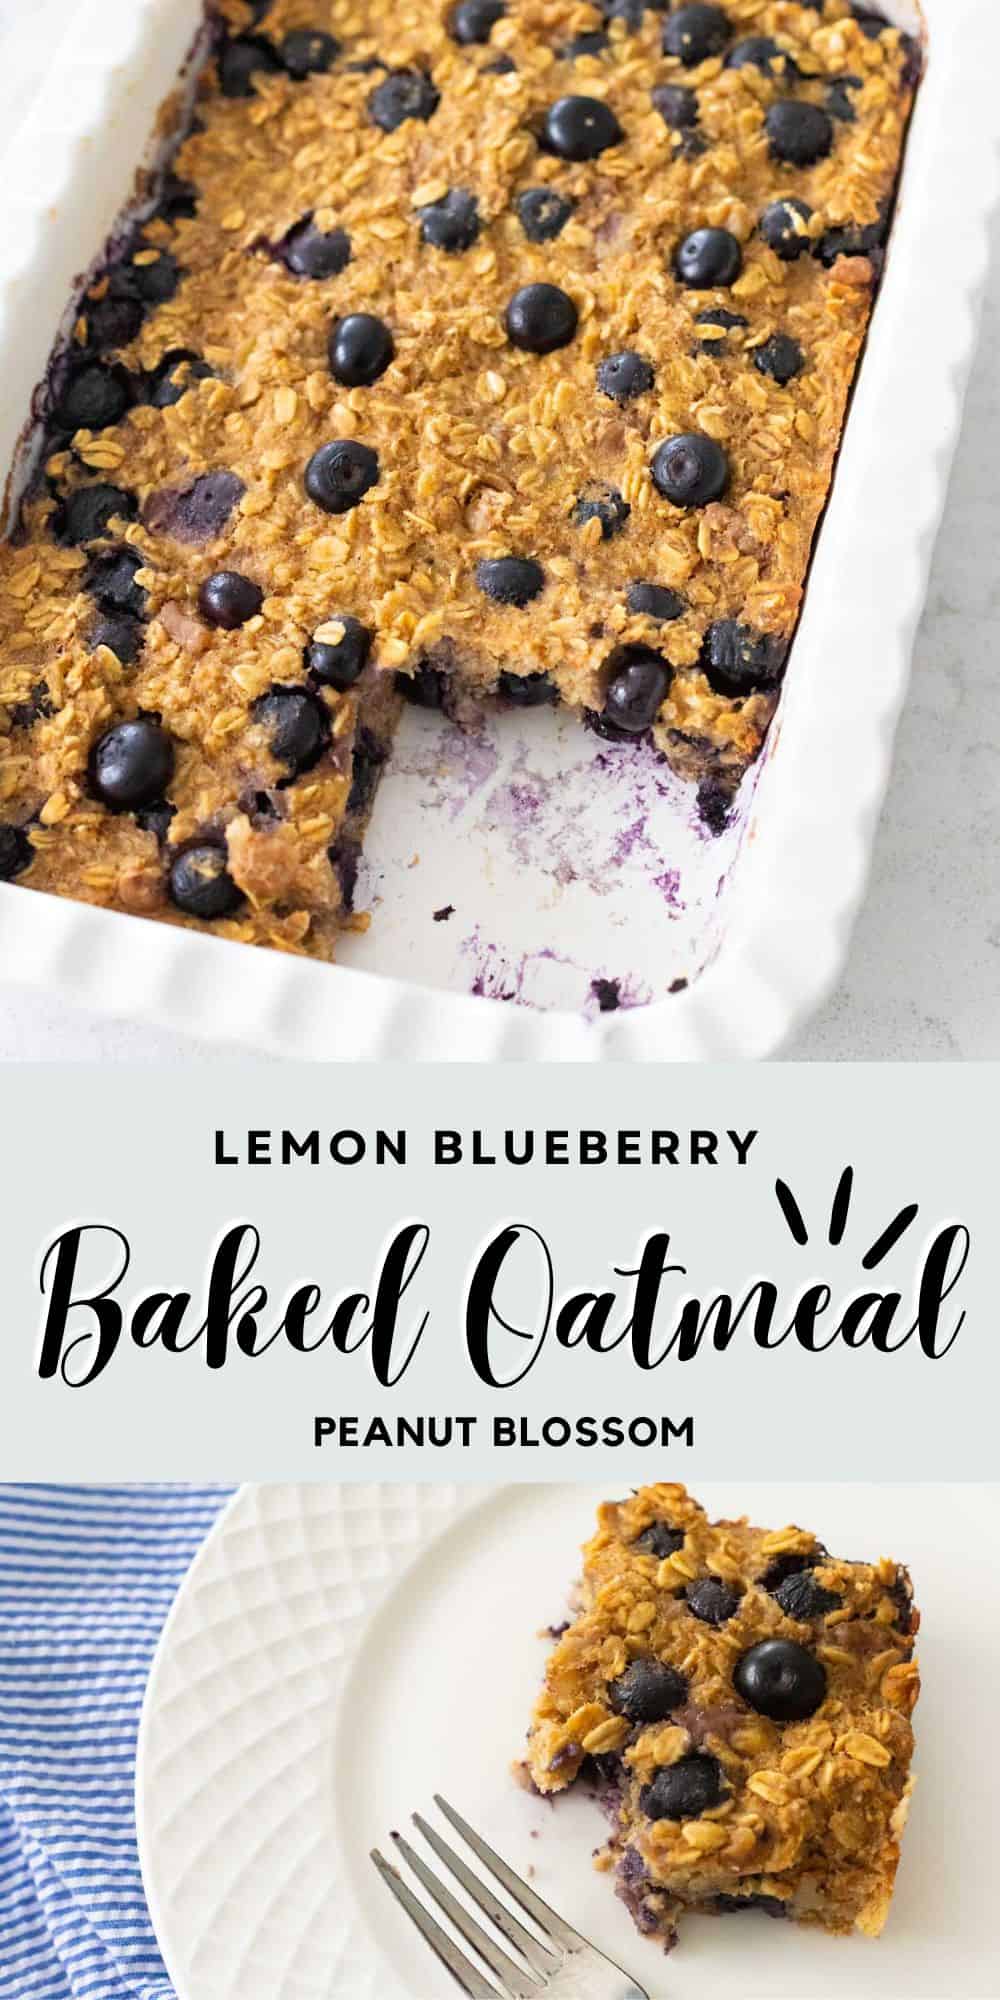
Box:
[137, 1482, 1000, 2000]
[1, 2, 999, 1058]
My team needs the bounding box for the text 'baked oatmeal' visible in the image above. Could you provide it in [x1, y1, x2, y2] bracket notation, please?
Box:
[524, 1482, 919, 1952]
[0, 1, 918, 958]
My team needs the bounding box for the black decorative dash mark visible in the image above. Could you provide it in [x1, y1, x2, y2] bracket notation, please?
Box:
[774, 1178, 808, 1246]
[861, 1202, 920, 1271]
[774, 1167, 920, 1267]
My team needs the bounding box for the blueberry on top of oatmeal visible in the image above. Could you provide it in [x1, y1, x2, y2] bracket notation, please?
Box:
[542, 95, 623, 161]
[476, 556, 546, 606]
[368, 70, 440, 131]
[597, 350, 655, 403]
[306, 617, 372, 688]
[505, 283, 579, 353]
[168, 841, 244, 920]
[651, 433, 729, 507]
[90, 719, 174, 812]
[198, 571, 263, 630]
[516, 187, 575, 242]
[418, 190, 480, 252]
[328, 313, 394, 386]
[281, 217, 352, 279]
[760, 195, 814, 259]
[280, 29, 340, 78]
[304, 440, 380, 513]
[734, 1638, 828, 1720]
[573, 483, 630, 540]
[674, 226, 743, 288]
[449, 0, 506, 44]
[254, 686, 330, 777]
[641, 1754, 724, 1820]
[754, 332, 805, 384]
[662, 4, 731, 66]
[766, 98, 835, 165]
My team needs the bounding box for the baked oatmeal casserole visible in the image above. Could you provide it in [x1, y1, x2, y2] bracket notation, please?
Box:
[524, 1481, 920, 1952]
[0, 0, 918, 958]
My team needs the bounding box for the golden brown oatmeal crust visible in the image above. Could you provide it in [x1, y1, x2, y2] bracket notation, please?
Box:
[0, 0, 916, 956]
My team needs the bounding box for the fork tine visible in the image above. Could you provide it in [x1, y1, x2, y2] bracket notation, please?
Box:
[433, 1798, 586, 1954]
[412, 1813, 560, 1980]
[394, 1831, 542, 1999]
[371, 1847, 501, 2000]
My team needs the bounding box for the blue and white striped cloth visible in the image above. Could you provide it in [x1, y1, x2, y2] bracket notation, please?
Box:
[0, 1486, 233, 1999]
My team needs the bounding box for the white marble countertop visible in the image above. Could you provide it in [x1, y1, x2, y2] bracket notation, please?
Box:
[0, 1, 997, 1062]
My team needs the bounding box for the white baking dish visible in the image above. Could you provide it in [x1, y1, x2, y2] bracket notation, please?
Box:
[0, 0, 996, 1061]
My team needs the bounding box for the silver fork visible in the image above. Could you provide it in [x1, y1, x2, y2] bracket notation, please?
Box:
[371, 1794, 649, 2000]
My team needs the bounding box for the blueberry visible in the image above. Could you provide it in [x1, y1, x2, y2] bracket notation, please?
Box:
[541, 95, 623, 161]
[506, 283, 578, 354]
[85, 547, 146, 617]
[198, 571, 263, 629]
[662, 4, 730, 66]
[634, 1521, 684, 1558]
[254, 685, 329, 775]
[827, 74, 862, 122]
[652, 83, 699, 130]
[640, 1754, 723, 1821]
[651, 433, 729, 507]
[815, 212, 887, 268]
[851, 3, 891, 35]
[759, 1551, 824, 1592]
[604, 0, 644, 28]
[157, 172, 198, 221]
[89, 614, 143, 665]
[346, 726, 388, 813]
[695, 305, 748, 353]
[726, 35, 798, 77]
[686, 1577, 742, 1625]
[476, 555, 545, 607]
[602, 649, 670, 732]
[713, 1894, 788, 1918]
[0, 824, 34, 879]
[147, 349, 212, 407]
[597, 350, 654, 404]
[143, 470, 244, 545]
[573, 482, 629, 539]
[449, 0, 505, 42]
[516, 187, 575, 243]
[53, 364, 130, 434]
[610, 1658, 688, 1724]
[219, 35, 283, 97]
[128, 249, 180, 307]
[753, 332, 804, 385]
[304, 440, 380, 513]
[773, 1571, 842, 1620]
[281, 217, 352, 278]
[368, 70, 440, 131]
[90, 718, 174, 810]
[168, 840, 244, 920]
[759, 196, 814, 261]
[281, 28, 340, 77]
[766, 100, 834, 166]
[700, 619, 786, 694]
[627, 582, 683, 621]
[328, 313, 394, 386]
[563, 30, 609, 56]
[733, 1639, 827, 1721]
[306, 616, 372, 688]
[396, 662, 447, 708]
[84, 293, 144, 351]
[484, 53, 516, 73]
[674, 226, 742, 288]
[9, 682, 54, 728]
[136, 799, 175, 844]
[419, 190, 480, 252]
[55, 484, 137, 546]
[497, 670, 557, 704]
[697, 775, 733, 835]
